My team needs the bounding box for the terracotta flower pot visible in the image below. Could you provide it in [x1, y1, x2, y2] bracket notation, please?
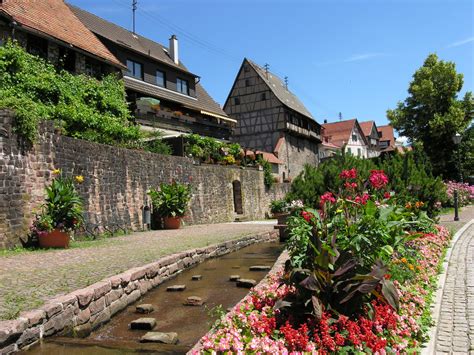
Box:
[163, 216, 182, 229]
[38, 229, 70, 248]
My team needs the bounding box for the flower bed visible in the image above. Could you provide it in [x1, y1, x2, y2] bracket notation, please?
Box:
[195, 167, 452, 354]
[196, 226, 450, 354]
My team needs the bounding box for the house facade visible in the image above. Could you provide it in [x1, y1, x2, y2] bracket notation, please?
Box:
[0, 0, 122, 76]
[322, 119, 369, 158]
[378, 124, 396, 152]
[359, 121, 381, 158]
[70, 5, 235, 141]
[224, 58, 322, 180]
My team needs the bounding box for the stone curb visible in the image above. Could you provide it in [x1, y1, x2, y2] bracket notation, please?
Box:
[0, 231, 278, 354]
[421, 219, 474, 355]
[188, 249, 289, 354]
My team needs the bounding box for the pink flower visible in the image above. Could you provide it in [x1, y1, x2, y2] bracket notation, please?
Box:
[340, 168, 357, 180]
[320, 192, 336, 205]
[369, 170, 389, 190]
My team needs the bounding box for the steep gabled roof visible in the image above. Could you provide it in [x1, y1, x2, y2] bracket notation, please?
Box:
[245, 59, 315, 121]
[0, 0, 122, 68]
[378, 125, 396, 147]
[322, 119, 368, 147]
[359, 120, 377, 137]
[69, 4, 195, 76]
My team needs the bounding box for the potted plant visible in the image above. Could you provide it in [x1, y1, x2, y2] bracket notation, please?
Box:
[32, 170, 84, 248]
[148, 181, 192, 229]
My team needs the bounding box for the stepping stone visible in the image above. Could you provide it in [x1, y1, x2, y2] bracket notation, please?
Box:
[191, 275, 202, 281]
[183, 296, 205, 306]
[136, 304, 154, 314]
[167, 285, 186, 292]
[236, 279, 257, 288]
[140, 332, 178, 344]
[249, 265, 271, 271]
[130, 318, 156, 330]
[229, 275, 241, 281]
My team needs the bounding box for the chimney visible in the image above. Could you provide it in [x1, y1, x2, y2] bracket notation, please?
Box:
[169, 35, 179, 65]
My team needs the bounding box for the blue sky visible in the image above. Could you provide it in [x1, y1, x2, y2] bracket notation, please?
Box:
[69, 0, 473, 129]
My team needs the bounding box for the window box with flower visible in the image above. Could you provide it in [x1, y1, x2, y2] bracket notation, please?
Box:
[31, 170, 84, 248]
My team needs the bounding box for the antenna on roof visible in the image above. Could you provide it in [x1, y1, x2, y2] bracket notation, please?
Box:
[264, 63, 270, 78]
[284, 76, 288, 90]
[132, 0, 138, 34]
[339, 112, 343, 121]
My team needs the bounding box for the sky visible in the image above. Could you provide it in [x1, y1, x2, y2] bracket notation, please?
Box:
[68, 0, 474, 130]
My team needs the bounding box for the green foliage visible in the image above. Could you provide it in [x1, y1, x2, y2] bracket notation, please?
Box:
[269, 199, 288, 213]
[148, 181, 192, 217]
[387, 53, 474, 179]
[33, 173, 84, 233]
[0, 41, 141, 145]
[184, 134, 243, 164]
[287, 150, 446, 217]
[256, 156, 274, 188]
[141, 131, 172, 155]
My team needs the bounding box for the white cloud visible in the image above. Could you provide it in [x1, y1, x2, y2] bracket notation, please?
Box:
[447, 37, 474, 48]
[343, 53, 387, 62]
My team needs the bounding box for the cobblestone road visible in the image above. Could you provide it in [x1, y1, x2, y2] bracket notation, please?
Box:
[435, 205, 474, 354]
[0, 222, 274, 320]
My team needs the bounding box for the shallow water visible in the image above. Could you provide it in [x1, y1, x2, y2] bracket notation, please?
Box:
[25, 242, 283, 354]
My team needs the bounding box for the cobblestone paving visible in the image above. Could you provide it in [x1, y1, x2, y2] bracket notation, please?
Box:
[435, 205, 474, 354]
[0, 222, 274, 320]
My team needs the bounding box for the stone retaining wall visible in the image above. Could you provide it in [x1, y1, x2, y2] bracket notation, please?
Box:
[0, 110, 289, 248]
[0, 230, 278, 353]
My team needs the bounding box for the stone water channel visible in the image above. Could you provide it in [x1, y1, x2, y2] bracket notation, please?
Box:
[24, 242, 283, 354]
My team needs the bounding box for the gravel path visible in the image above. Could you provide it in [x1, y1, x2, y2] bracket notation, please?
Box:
[0, 222, 274, 320]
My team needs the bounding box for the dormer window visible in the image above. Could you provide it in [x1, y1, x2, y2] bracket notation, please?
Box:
[352, 134, 357, 142]
[156, 70, 166, 87]
[177, 78, 188, 95]
[126, 59, 143, 80]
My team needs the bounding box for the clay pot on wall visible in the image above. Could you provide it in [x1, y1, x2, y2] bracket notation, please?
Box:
[38, 229, 70, 248]
[163, 216, 182, 229]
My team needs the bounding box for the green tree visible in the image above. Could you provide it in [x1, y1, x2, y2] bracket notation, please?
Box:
[387, 53, 473, 179]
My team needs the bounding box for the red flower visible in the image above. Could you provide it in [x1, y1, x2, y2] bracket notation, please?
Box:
[369, 170, 389, 190]
[384, 191, 391, 199]
[301, 210, 315, 222]
[339, 168, 357, 180]
[320, 192, 336, 205]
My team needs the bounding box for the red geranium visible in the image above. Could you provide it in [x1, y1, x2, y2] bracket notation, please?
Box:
[320, 192, 336, 205]
[369, 170, 389, 190]
[339, 168, 357, 180]
[301, 210, 315, 222]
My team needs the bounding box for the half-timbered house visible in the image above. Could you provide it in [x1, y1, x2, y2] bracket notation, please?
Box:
[224, 58, 322, 180]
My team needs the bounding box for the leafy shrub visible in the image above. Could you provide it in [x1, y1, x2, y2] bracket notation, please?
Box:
[256, 156, 274, 188]
[148, 181, 192, 217]
[0, 41, 143, 146]
[287, 149, 447, 217]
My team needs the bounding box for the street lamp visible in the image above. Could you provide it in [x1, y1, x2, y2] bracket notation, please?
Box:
[452, 132, 463, 221]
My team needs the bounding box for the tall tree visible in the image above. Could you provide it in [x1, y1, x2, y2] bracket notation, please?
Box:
[387, 53, 473, 180]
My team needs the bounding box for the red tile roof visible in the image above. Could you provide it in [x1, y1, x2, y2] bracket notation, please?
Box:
[359, 121, 375, 137]
[321, 119, 357, 147]
[0, 0, 122, 67]
[378, 125, 396, 147]
[245, 150, 283, 165]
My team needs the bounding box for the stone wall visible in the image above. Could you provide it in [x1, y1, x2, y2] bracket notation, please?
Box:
[0, 110, 289, 248]
[0, 231, 278, 353]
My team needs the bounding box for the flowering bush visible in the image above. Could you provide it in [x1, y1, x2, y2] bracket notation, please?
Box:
[197, 226, 450, 354]
[444, 181, 474, 207]
[197, 168, 450, 354]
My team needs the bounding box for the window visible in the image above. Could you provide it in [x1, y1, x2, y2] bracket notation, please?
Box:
[352, 134, 358, 142]
[126, 59, 143, 79]
[234, 97, 241, 105]
[260, 92, 266, 101]
[26, 34, 48, 59]
[347, 147, 352, 155]
[245, 79, 250, 87]
[358, 148, 361, 157]
[156, 70, 166, 87]
[177, 78, 188, 95]
[244, 65, 250, 72]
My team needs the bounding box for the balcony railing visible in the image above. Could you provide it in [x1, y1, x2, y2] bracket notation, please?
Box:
[286, 122, 321, 141]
